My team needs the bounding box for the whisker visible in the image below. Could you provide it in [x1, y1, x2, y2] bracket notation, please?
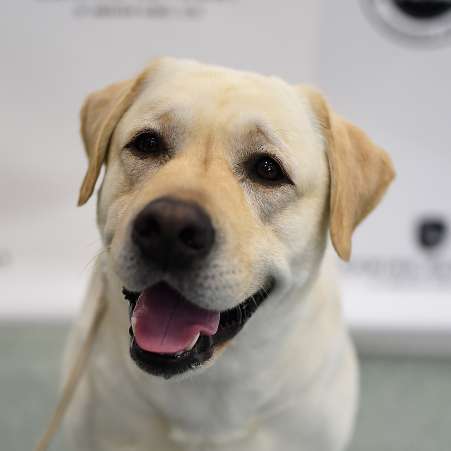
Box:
[83, 247, 108, 272]
[85, 239, 103, 248]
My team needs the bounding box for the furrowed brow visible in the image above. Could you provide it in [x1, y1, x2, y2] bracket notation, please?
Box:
[240, 120, 289, 151]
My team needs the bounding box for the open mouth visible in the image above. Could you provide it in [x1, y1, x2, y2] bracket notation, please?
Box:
[122, 278, 275, 378]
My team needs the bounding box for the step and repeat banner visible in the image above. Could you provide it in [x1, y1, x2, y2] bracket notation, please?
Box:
[318, 1, 451, 350]
[1, 1, 450, 351]
[1, 0, 319, 318]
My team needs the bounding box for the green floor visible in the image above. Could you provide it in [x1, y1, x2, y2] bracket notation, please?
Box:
[1, 323, 451, 451]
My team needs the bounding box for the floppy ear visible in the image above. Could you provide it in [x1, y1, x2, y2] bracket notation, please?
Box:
[78, 71, 149, 206]
[304, 87, 395, 261]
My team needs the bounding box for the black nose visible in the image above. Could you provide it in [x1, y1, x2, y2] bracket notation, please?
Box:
[132, 197, 215, 270]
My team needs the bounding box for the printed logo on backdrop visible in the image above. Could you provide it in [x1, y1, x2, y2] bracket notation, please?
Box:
[360, 0, 451, 48]
[343, 258, 451, 290]
[343, 217, 451, 290]
[36, 0, 237, 19]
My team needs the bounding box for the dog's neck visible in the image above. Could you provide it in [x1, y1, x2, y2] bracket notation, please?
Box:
[97, 253, 343, 446]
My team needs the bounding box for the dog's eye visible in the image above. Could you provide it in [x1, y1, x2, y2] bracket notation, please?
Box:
[253, 156, 287, 183]
[126, 130, 166, 156]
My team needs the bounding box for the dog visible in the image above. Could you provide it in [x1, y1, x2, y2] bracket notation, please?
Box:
[64, 57, 395, 451]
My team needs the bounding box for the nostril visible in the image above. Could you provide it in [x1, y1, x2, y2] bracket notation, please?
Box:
[144, 218, 161, 237]
[134, 216, 161, 244]
[179, 226, 205, 251]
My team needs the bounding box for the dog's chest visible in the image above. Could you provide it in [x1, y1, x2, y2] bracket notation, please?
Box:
[133, 344, 288, 446]
[146, 371, 276, 441]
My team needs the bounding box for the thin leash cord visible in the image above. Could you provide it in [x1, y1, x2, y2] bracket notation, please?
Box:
[33, 293, 108, 451]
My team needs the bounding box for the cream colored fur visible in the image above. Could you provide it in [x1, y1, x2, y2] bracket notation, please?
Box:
[64, 58, 394, 451]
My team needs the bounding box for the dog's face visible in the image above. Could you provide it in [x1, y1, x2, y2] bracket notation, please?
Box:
[79, 58, 394, 379]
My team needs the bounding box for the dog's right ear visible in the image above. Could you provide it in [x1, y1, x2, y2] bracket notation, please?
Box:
[78, 71, 149, 206]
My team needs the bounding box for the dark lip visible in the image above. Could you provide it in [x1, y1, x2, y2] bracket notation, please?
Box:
[122, 278, 275, 379]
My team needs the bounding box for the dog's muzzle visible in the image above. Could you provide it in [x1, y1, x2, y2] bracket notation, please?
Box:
[123, 278, 275, 379]
[122, 196, 275, 378]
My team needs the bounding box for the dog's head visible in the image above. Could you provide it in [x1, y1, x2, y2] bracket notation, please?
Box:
[78, 58, 394, 378]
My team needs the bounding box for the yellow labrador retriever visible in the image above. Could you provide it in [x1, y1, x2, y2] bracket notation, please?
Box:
[64, 58, 394, 451]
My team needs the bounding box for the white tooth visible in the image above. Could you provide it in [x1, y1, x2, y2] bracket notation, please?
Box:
[185, 333, 200, 351]
[131, 316, 137, 335]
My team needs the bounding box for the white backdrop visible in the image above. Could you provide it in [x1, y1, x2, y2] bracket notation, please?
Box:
[317, 1, 451, 348]
[1, 1, 450, 351]
[0, 0, 320, 318]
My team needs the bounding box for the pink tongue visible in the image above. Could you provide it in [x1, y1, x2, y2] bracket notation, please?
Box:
[132, 283, 220, 354]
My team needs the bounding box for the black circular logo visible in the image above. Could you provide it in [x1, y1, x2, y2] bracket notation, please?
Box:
[394, 1, 451, 20]
[417, 218, 448, 250]
[361, 0, 451, 47]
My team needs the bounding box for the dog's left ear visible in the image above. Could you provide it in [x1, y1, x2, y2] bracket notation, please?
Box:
[303, 87, 395, 261]
[78, 71, 149, 206]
